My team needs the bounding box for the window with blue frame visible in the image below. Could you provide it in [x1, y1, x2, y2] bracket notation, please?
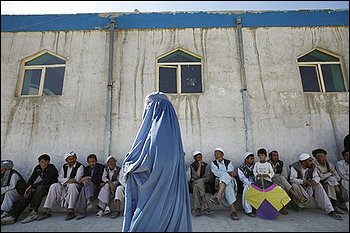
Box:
[18, 50, 66, 97]
[157, 49, 202, 94]
[297, 49, 346, 92]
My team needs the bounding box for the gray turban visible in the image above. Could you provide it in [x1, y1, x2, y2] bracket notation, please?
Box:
[1, 160, 14, 170]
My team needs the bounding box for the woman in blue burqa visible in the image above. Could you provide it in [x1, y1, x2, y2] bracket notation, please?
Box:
[122, 92, 193, 232]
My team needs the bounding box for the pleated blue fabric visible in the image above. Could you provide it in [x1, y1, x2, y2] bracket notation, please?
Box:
[122, 92, 193, 232]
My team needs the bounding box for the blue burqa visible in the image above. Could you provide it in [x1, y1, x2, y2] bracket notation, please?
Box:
[122, 92, 193, 232]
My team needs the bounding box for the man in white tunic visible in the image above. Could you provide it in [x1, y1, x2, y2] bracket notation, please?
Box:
[209, 148, 239, 220]
[96, 156, 120, 217]
[37, 151, 84, 221]
[289, 153, 342, 220]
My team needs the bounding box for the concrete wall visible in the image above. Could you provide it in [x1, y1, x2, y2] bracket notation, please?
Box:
[1, 26, 349, 179]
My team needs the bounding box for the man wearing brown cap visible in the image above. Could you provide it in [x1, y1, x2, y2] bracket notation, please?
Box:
[289, 153, 342, 220]
[189, 151, 212, 216]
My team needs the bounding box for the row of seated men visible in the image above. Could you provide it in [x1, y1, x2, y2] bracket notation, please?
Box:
[187, 147, 349, 221]
[1, 152, 125, 225]
[1, 147, 349, 225]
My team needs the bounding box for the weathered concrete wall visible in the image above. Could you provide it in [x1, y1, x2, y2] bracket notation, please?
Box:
[1, 31, 109, 177]
[1, 26, 349, 179]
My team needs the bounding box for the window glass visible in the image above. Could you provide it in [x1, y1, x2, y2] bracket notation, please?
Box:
[21, 69, 42, 95]
[159, 67, 177, 93]
[181, 65, 202, 93]
[322, 64, 346, 92]
[299, 66, 320, 92]
[43, 67, 65, 95]
[298, 50, 339, 62]
[158, 50, 200, 63]
[25, 53, 66, 65]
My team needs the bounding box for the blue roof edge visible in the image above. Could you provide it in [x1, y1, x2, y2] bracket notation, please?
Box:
[1, 10, 349, 32]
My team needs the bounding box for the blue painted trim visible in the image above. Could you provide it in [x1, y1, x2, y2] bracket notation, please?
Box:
[1, 10, 348, 32]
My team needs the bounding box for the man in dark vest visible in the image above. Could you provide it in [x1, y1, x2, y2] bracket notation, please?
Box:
[209, 148, 239, 220]
[37, 151, 84, 221]
[289, 153, 342, 220]
[268, 149, 304, 213]
[189, 150, 213, 216]
[75, 154, 105, 220]
[1, 160, 27, 219]
[1, 154, 58, 225]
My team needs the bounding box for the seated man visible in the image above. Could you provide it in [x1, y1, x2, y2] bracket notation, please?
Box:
[189, 151, 213, 216]
[96, 156, 120, 217]
[289, 153, 342, 220]
[237, 152, 256, 217]
[1, 160, 27, 219]
[37, 151, 84, 221]
[268, 149, 304, 211]
[75, 154, 105, 220]
[209, 148, 239, 220]
[336, 149, 349, 210]
[110, 166, 126, 219]
[313, 148, 344, 214]
[1, 154, 58, 225]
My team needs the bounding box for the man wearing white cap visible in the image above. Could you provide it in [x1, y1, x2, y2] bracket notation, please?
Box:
[268, 149, 303, 211]
[189, 150, 212, 216]
[209, 148, 239, 220]
[37, 151, 84, 221]
[96, 156, 121, 217]
[237, 152, 256, 217]
[289, 153, 342, 220]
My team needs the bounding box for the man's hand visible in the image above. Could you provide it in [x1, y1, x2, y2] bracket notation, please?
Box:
[67, 178, 77, 184]
[229, 171, 237, 178]
[23, 185, 32, 198]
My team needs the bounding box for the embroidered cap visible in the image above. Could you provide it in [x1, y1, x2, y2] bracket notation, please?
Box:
[65, 151, 76, 161]
[242, 152, 254, 160]
[214, 148, 224, 154]
[299, 153, 311, 161]
[192, 150, 202, 158]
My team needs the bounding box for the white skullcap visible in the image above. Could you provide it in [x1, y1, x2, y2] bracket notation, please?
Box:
[192, 150, 202, 158]
[65, 151, 76, 160]
[242, 152, 254, 160]
[299, 153, 311, 161]
[214, 148, 224, 154]
[105, 156, 116, 164]
[268, 149, 278, 155]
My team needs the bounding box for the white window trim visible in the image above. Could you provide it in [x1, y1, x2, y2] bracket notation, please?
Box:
[16, 50, 67, 97]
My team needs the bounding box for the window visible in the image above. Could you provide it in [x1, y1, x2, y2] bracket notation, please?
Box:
[297, 49, 346, 92]
[157, 48, 202, 94]
[17, 50, 66, 97]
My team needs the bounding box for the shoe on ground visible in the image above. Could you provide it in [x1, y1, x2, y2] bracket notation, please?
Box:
[96, 210, 104, 217]
[36, 212, 52, 221]
[296, 202, 305, 209]
[1, 216, 15, 225]
[104, 206, 111, 215]
[334, 206, 345, 214]
[66, 212, 76, 221]
[192, 208, 202, 216]
[1, 211, 9, 219]
[328, 211, 342, 220]
[110, 211, 120, 219]
[246, 212, 256, 217]
[204, 208, 213, 215]
[230, 211, 239, 220]
[74, 212, 86, 220]
[21, 213, 38, 224]
[280, 207, 288, 215]
[209, 197, 220, 205]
